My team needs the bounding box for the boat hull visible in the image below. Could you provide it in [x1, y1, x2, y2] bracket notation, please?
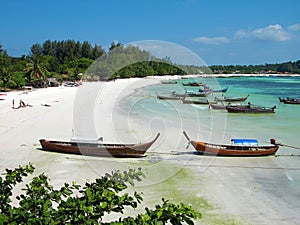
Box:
[183, 131, 279, 157]
[39, 133, 160, 158]
[190, 141, 279, 156]
[226, 105, 275, 113]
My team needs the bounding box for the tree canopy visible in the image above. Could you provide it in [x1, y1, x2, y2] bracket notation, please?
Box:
[0, 40, 299, 90]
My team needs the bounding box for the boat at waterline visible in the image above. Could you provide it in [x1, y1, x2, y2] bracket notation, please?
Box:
[226, 103, 276, 113]
[160, 80, 177, 84]
[171, 91, 208, 97]
[183, 131, 279, 156]
[279, 97, 300, 104]
[182, 98, 215, 105]
[199, 87, 228, 93]
[182, 82, 205, 86]
[215, 94, 249, 102]
[157, 94, 184, 100]
[39, 133, 160, 158]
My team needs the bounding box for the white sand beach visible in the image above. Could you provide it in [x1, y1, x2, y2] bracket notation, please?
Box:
[1, 76, 300, 224]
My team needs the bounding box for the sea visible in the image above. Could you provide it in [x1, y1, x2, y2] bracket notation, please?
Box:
[119, 75, 300, 154]
[117, 75, 300, 172]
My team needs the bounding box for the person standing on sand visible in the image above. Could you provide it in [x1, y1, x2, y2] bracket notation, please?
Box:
[12, 99, 15, 109]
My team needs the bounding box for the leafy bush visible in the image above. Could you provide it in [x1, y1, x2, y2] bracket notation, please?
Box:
[0, 164, 201, 224]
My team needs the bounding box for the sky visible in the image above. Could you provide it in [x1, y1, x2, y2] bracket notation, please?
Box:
[1, 0, 300, 65]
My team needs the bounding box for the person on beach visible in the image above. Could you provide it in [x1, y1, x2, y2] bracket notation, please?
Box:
[19, 100, 26, 108]
[12, 99, 15, 109]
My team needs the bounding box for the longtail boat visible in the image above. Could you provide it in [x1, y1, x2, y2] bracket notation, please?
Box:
[171, 91, 208, 97]
[183, 131, 279, 156]
[157, 94, 184, 100]
[199, 87, 228, 93]
[182, 82, 205, 86]
[279, 97, 300, 104]
[39, 133, 160, 158]
[215, 94, 249, 102]
[182, 98, 215, 105]
[160, 80, 177, 84]
[226, 103, 276, 113]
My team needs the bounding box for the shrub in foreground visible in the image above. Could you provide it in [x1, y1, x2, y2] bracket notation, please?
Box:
[0, 164, 201, 224]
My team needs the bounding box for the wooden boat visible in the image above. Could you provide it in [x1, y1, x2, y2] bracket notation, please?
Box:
[157, 94, 184, 100]
[279, 97, 300, 104]
[215, 94, 249, 102]
[226, 103, 276, 113]
[199, 87, 228, 93]
[182, 82, 205, 86]
[209, 103, 241, 110]
[39, 133, 160, 158]
[171, 91, 207, 97]
[183, 131, 279, 156]
[182, 98, 215, 105]
[160, 80, 177, 84]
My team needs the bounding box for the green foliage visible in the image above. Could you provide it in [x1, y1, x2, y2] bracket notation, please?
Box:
[0, 164, 201, 224]
[0, 40, 299, 90]
[210, 60, 300, 74]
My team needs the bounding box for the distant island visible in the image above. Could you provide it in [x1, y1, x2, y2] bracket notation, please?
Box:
[0, 39, 299, 90]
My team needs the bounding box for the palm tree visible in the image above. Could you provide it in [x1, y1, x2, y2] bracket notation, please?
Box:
[0, 67, 13, 91]
[24, 55, 48, 87]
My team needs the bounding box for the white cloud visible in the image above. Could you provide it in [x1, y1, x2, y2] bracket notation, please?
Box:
[288, 23, 300, 31]
[193, 36, 229, 45]
[235, 24, 291, 41]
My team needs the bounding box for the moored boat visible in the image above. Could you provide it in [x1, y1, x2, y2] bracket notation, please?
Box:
[39, 133, 160, 158]
[226, 103, 276, 113]
[182, 98, 215, 105]
[183, 131, 279, 156]
[160, 80, 177, 84]
[199, 87, 228, 93]
[157, 94, 184, 100]
[171, 91, 208, 97]
[215, 94, 249, 102]
[279, 97, 300, 104]
[182, 82, 205, 86]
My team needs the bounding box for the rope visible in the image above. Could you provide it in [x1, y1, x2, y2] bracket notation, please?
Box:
[279, 143, 300, 150]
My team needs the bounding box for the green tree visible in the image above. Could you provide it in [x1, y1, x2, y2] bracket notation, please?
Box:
[24, 55, 49, 85]
[0, 67, 13, 90]
[0, 164, 201, 224]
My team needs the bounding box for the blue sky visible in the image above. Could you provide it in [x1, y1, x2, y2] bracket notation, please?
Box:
[1, 0, 300, 65]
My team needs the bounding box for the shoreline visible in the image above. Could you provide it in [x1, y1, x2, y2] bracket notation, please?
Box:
[1, 76, 300, 224]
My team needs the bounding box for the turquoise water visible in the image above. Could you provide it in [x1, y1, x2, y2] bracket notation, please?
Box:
[119, 76, 300, 155]
[118, 76, 300, 221]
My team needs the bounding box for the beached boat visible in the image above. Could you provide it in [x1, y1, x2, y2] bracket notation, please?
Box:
[226, 103, 276, 113]
[182, 98, 215, 105]
[157, 94, 184, 100]
[171, 91, 207, 97]
[279, 97, 300, 104]
[160, 80, 177, 84]
[199, 87, 228, 93]
[215, 94, 249, 102]
[39, 133, 160, 158]
[209, 103, 241, 110]
[182, 82, 205, 86]
[183, 131, 279, 156]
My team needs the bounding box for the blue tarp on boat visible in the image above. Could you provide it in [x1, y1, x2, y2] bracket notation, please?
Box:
[231, 139, 258, 146]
